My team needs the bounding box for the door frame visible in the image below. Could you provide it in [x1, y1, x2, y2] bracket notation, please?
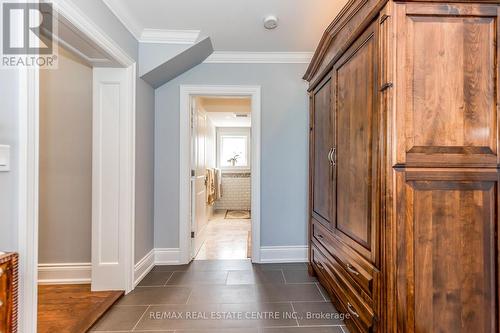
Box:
[179, 85, 261, 263]
[17, 1, 136, 332]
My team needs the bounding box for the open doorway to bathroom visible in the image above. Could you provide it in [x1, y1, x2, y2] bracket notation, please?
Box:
[191, 96, 252, 260]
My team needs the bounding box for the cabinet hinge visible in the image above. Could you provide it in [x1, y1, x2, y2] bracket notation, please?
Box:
[191, 169, 195, 177]
[191, 231, 195, 238]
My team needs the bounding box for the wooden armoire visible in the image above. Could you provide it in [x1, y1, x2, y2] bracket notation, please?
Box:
[305, 0, 500, 332]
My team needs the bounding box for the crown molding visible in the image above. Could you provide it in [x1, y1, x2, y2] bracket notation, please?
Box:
[140, 29, 200, 44]
[101, 0, 143, 39]
[204, 52, 314, 64]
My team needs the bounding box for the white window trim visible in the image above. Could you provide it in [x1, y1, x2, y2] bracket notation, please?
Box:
[216, 127, 251, 171]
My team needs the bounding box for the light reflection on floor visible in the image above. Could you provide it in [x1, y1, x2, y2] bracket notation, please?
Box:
[195, 210, 251, 260]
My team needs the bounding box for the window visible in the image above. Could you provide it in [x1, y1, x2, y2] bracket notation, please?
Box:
[217, 128, 251, 170]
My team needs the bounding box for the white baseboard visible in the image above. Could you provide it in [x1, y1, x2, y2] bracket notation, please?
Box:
[38, 263, 92, 284]
[37, 246, 306, 287]
[259, 246, 308, 263]
[134, 249, 155, 287]
[154, 248, 182, 265]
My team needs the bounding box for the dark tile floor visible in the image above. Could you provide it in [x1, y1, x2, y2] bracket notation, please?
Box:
[90, 260, 349, 333]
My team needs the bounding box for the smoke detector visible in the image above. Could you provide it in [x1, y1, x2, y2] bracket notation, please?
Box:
[264, 16, 279, 30]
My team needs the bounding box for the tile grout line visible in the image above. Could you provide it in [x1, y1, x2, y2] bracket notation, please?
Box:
[164, 271, 174, 286]
[315, 282, 328, 302]
[185, 287, 194, 305]
[130, 304, 151, 332]
[289, 301, 300, 327]
[280, 269, 288, 284]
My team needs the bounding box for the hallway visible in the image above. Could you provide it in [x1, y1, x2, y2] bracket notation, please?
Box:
[90, 260, 349, 332]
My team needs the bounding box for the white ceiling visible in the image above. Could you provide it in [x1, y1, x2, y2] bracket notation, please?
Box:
[206, 112, 251, 127]
[104, 0, 349, 52]
[199, 97, 252, 127]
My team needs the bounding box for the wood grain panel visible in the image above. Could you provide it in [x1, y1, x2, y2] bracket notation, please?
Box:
[0, 253, 18, 333]
[396, 3, 498, 167]
[311, 243, 375, 333]
[334, 19, 380, 264]
[395, 170, 499, 333]
[313, 219, 380, 303]
[37, 284, 123, 333]
[311, 74, 335, 228]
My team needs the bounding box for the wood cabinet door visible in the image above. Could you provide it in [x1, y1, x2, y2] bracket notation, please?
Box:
[394, 2, 500, 168]
[311, 73, 336, 229]
[333, 19, 380, 265]
[395, 170, 499, 333]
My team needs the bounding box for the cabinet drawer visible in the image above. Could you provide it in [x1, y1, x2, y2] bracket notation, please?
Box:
[312, 220, 379, 300]
[311, 243, 375, 333]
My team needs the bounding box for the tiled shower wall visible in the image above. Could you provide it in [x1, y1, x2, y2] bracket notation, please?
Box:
[215, 172, 251, 211]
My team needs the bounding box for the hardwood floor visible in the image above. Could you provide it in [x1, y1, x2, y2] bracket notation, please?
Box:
[38, 284, 123, 333]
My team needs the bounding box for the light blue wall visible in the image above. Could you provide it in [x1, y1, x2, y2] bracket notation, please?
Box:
[135, 78, 155, 262]
[0, 69, 20, 252]
[154, 63, 309, 248]
[139, 43, 190, 76]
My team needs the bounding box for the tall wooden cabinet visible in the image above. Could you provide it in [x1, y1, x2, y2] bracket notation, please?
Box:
[305, 1, 500, 332]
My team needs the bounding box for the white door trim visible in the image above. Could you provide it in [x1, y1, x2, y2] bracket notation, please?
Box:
[18, 66, 40, 333]
[17, 2, 136, 332]
[179, 85, 262, 264]
[91, 66, 136, 292]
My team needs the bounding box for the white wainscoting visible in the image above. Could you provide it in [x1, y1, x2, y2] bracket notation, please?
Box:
[38, 263, 92, 285]
[133, 249, 155, 287]
[259, 246, 308, 263]
[154, 248, 183, 265]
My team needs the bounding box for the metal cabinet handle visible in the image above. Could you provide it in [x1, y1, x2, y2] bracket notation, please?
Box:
[347, 302, 360, 318]
[346, 264, 360, 276]
[331, 148, 336, 167]
[0, 267, 3, 277]
[316, 234, 324, 240]
[315, 261, 325, 270]
[327, 148, 333, 163]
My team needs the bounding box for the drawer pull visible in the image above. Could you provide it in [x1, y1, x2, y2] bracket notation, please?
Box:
[0, 299, 3, 307]
[346, 264, 360, 276]
[0, 267, 3, 277]
[316, 261, 325, 270]
[316, 234, 324, 240]
[347, 302, 360, 318]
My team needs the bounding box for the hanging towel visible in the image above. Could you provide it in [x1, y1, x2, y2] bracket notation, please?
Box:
[215, 168, 222, 199]
[206, 168, 216, 205]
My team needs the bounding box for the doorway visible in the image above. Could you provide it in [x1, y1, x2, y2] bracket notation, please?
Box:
[179, 85, 261, 263]
[191, 97, 253, 260]
[36, 43, 126, 333]
[18, 4, 137, 332]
